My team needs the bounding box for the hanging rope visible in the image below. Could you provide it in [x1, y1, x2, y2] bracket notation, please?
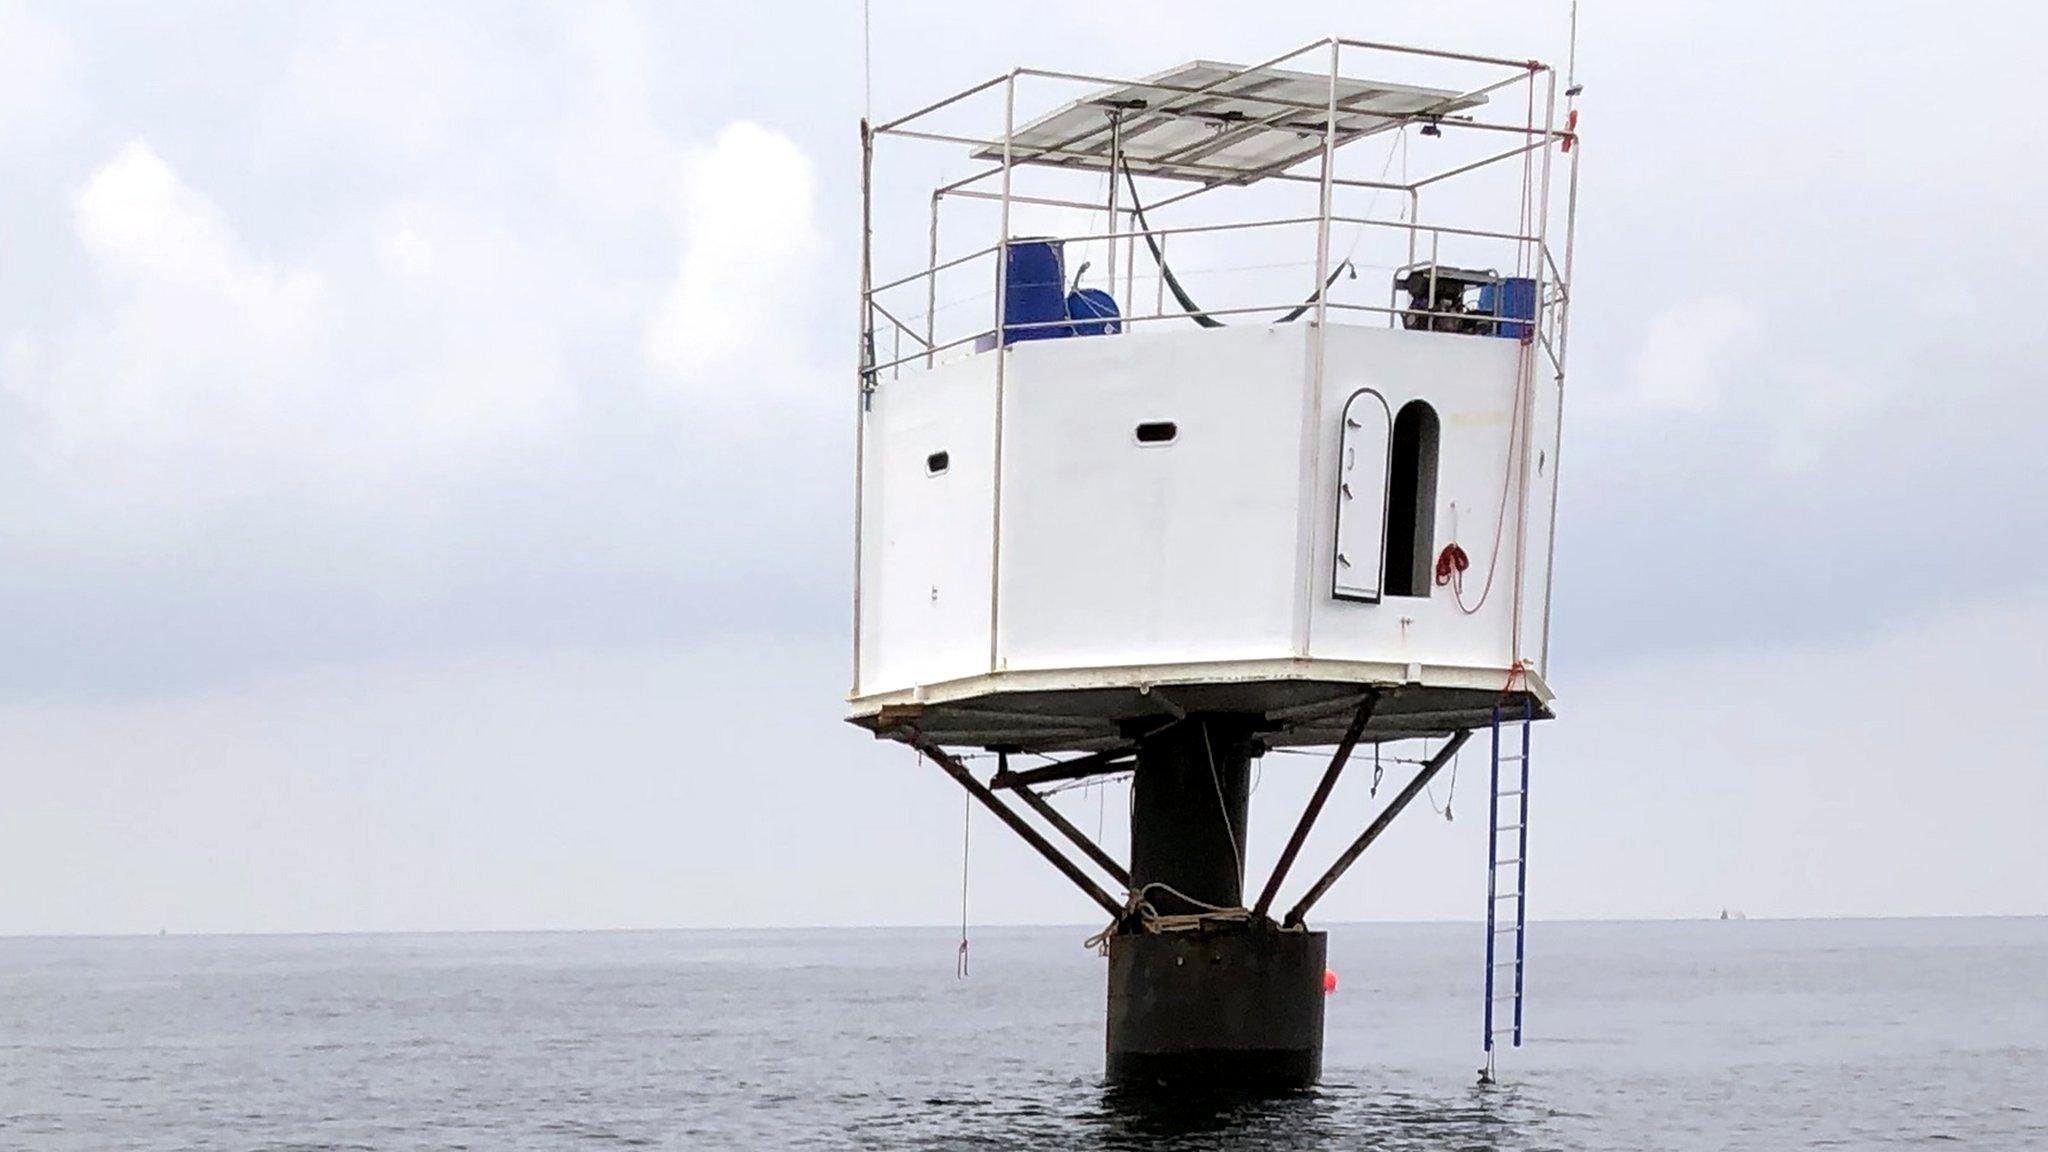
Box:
[1083, 882, 1264, 952]
[1201, 720, 1244, 886]
[955, 789, 970, 979]
[1436, 333, 1533, 616]
[1096, 777, 1113, 855]
[1425, 738, 1461, 821]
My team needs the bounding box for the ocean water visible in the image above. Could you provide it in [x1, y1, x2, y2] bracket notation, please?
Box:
[2, 918, 2042, 1150]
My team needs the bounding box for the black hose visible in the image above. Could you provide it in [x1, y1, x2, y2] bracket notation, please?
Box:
[1121, 163, 1355, 328]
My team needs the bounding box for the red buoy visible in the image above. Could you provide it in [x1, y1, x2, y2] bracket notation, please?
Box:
[1323, 968, 1338, 995]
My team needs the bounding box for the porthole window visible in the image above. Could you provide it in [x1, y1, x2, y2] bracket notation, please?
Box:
[926, 450, 949, 476]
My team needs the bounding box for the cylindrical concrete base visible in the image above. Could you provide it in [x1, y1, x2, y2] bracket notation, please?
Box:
[1105, 929, 1327, 1089]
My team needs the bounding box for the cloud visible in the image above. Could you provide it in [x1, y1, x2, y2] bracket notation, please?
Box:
[0, 0, 83, 149]
[5, 140, 571, 511]
[50, 141, 327, 447]
[351, 197, 575, 445]
[643, 121, 823, 391]
[1626, 295, 1759, 416]
[0, 9, 847, 700]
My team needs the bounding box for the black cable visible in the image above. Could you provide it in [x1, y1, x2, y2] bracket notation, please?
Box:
[1121, 162, 1357, 329]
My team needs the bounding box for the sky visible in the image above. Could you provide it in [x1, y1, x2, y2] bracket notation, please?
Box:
[0, 0, 2043, 936]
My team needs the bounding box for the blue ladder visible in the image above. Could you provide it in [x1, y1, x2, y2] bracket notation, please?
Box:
[1483, 699, 1532, 1067]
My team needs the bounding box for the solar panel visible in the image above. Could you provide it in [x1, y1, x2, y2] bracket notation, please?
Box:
[973, 60, 1488, 185]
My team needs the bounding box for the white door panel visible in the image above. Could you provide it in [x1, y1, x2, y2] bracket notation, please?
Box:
[1333, 388, 1392, 602]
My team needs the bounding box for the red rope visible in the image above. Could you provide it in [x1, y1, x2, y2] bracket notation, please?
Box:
[1434, 542, 1471, 591]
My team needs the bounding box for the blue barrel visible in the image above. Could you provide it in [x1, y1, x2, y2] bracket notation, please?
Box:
[1001, 238, 1070, 344]
[1479, 276, 1538, 340]
[1066, 287, 1122, 336]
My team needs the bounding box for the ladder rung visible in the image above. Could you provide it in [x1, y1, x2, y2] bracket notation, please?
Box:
[1484, 732, 1530, 1049]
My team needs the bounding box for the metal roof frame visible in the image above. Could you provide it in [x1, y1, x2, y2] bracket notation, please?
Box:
[968, 60, 1489, 186]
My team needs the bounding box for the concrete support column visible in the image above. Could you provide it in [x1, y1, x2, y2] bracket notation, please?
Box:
[1109, 713, 1325, 1089]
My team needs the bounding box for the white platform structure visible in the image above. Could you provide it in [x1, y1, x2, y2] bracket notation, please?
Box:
[850, 40, 1581, 754]
[847, 35, 1585, 1088]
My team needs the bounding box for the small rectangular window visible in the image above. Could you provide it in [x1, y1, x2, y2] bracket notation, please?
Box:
[1134, 421, 1178, 445]
[926, 451, 949, 476]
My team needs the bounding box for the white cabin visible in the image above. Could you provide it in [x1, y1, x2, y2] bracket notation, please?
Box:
[850, 50, 1577, 751]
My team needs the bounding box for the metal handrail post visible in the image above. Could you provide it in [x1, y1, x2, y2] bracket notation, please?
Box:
[925, 192, 940, 366]
[1538, 136, 1583, 674]
[1104, 109, 1122, 295]
[987, 70, 1016, 674]
[1292, 37, 1340, 662]
[1510, 67, 1555, 661]
[1154, 232, 1167, 317]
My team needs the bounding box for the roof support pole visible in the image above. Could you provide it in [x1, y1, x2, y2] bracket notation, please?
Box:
[1540, 133, 1583, 675]
[986, 71, 1016, 675]
[1104, 109, 1121, 296]
[911, 736, 1127, 920]
[1513, 65, 1559, 665]
[1313, 39, 1338, 327]
[924, 191, 939, 366]
[1291, 38, 1340, 662]
[1249, 691, 1378, 921]
[1283, 730, 1471, 927]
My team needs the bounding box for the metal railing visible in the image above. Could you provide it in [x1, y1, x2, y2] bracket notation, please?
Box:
[863, 210, 1569, 381]
[860, 34, 1582, 386]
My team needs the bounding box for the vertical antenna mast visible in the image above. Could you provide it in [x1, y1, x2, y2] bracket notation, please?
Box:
[861, 0, 872, 121]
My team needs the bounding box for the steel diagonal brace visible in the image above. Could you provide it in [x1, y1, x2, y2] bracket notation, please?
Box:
[1250, 690, 1378, 922]
[999, 755, 1132, 889]
[1283, 729, 1472, 928]
[904, 732, 1127, 920]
